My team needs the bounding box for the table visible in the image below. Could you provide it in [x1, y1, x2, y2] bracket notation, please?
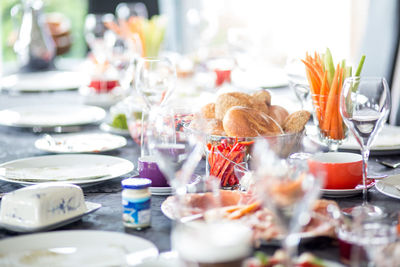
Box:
[1, 88, 400, 264]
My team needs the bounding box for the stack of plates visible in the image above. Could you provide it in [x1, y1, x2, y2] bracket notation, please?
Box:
[150, 187, 173, 196]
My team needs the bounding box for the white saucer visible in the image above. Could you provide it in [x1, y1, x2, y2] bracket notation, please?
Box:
[150, 187, 173, 196]
[321, 182, 375, 198]
[375, 174, 400, 200]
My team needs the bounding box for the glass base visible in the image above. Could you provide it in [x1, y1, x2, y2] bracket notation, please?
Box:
[342, 204, 384, 218]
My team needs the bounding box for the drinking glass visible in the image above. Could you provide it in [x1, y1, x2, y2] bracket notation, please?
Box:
[252, 140, 322, 266]
[285, 57, 311, 110]
[135, 57, 176, 157]
[340, 77, 390, 216]
[146, 106, 205, 197]
[84, 13, 116, 66]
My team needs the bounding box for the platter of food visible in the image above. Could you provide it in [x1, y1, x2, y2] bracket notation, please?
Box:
[161, 190, 337, 242]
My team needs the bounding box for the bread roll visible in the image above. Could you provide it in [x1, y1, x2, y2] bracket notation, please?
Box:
[215, 92, 254, 120]
[206, 119, 226, 136]
[268, 105, 289, 126]
[201, 103, 215, 119]
[283, 110, 311, 133]
[251, 90, 271, 106]
[223, 106, 283, 137]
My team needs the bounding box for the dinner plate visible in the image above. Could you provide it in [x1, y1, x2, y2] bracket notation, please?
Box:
[0, 230, 158, 266]
[231, 67, 288, 89]
[1, 71, 87, 92]
[100, 122, 131, 137]
[0, 104, 106, 128]
[375, 174, 400, 200]
[0, 154, 135, 186]
[321, 181, 375, 198]
[0, 201, 101, 233]
[35, 133, 127, 153]
[307, 124, 400, 155]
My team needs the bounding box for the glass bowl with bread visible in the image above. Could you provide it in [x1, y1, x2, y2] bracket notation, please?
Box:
[187, 90, 310, 189]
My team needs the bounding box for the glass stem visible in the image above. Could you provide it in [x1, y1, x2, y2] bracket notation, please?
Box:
[361, 148, 370, 205]
[140, 109, 149, 158]
[282, 234, 300, 267]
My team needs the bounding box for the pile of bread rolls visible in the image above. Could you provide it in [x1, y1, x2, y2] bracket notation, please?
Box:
[194, 91, 310, 137]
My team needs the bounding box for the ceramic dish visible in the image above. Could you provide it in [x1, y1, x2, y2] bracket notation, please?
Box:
[35, 133, 127, 153]
[0, 104, 106, 128]
[0, 201, 101, 233]
[375, 174, 400, 200]
[321, 181, 375, 198]
[1, 71, 86, 92]
[0, 230, 158, 266]
[0, 154, 135, 187]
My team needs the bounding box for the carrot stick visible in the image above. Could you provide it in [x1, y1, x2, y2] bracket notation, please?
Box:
[228, 202, 260, 220]
[337, 69, 344, 139]
[322, 64, 341, 133]
[302, 60, 322, 90]
[319, 71, 328, 122]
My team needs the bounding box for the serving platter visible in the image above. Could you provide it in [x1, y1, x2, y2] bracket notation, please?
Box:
[0, 230, 158, 266]
[1, 71, 86, 92]
[0, 154, 135, 187]
[34, 133, 127, 153]
[0, 201, 101, 233]
[0, 104, 106, 128]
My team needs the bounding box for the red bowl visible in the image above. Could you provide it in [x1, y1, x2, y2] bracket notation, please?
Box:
[308, 152, 362, 190]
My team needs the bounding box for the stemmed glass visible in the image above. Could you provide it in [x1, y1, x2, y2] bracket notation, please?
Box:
[285, 57, 311, 110]
[135, 57, 176, 157]
[340, 77, 390, 216]
[252, 140, 322, 266]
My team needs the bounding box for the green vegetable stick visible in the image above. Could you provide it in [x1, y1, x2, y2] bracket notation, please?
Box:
[324, 48, 335, 87]
[355, 54, 366, 77]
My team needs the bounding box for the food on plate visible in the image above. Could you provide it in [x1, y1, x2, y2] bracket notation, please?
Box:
[207, 139, 254, 187]
[268, 105, 289, 126]
[223, 107, 283, 137]
[283, 110, 311, 133]
[215, 92, 255, 120]
[89, 79, 119, 93]
[0, 183, 87, 228]
[302, 48, 365, 140]
[206, 198, 338, 242]
[164, 190, 338, 242]
[201, 102, 216, 119]
[246, 250, 327, 267]
[111, 113, 129, 130]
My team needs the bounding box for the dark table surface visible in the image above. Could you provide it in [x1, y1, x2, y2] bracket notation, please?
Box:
[1, 88, 400, 265]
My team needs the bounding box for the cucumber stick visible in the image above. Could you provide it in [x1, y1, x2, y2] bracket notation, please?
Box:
[324, 48, 335, 86]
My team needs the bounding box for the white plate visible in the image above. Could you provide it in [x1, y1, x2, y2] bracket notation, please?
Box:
[35, 133, 127, 153]
[100, 122, 131, 137]
[0, 230, 158, 266]
[321, 182, 375, 198]
[232, 67, 288, 89]
[1, 71, 87, 92]
[307, 124, 400, 153]
[375, 174, 400, 200]
[0, 104, 106, 128]
[0, 201, 101, 233]
[0, 154, 134, 186]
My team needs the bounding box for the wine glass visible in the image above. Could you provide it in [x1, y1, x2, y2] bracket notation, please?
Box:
[146, 106, 206, 211]
[135, 57, 176, 157]
[340, 77, 390, 216]
[252, 140, 322, 266]
[285, 57, 311, 110]
[84, 13, 116, 66]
